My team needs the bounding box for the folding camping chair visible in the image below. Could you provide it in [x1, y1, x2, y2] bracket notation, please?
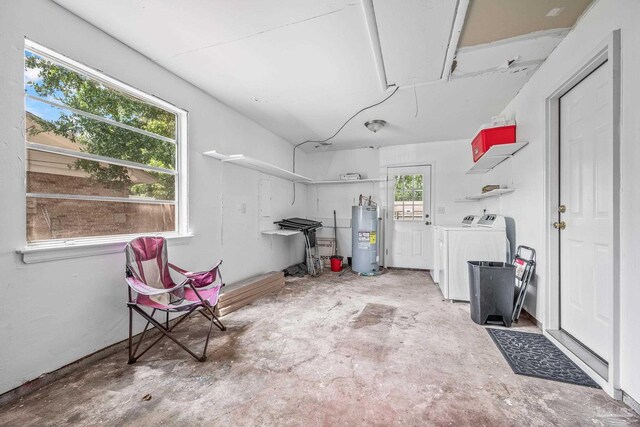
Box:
[124, 237, 226, 363]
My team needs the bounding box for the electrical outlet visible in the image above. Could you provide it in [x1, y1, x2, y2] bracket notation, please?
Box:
[239, 203, 247, 214]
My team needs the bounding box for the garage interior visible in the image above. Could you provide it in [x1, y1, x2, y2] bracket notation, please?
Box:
[1, 0, 640, 425]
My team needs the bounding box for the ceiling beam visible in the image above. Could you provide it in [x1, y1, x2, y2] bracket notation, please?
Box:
[441, 0, 470, 81]
[361, 0, 388, 91]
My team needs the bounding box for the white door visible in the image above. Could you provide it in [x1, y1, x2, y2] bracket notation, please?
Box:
[559, 61, 613, 362]
[385, 165, 432, 269]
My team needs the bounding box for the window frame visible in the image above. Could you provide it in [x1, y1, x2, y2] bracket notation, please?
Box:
[23, 39, 189, 248]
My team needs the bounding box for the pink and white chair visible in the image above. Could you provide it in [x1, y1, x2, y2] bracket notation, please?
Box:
[124, 236, 225, 363]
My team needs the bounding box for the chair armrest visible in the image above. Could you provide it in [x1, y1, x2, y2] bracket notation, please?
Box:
[168, 261, 222, 277]
[169, 261, 223, 287]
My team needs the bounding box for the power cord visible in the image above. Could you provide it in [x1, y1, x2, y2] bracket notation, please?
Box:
[290, 84, 399, 205]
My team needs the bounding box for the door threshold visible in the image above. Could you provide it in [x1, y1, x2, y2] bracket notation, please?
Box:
[547, 329, 608, 380]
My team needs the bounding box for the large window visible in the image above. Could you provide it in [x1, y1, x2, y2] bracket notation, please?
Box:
[24, 41, 186, 244]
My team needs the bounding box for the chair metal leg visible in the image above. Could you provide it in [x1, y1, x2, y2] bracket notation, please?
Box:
[129, 306, 197, 362]
[184, 284, 226, 332]
[200, 314, 217, 362]
[198, 308, 226, 331]
[128, 308, 156, 364]
[128, 307, 134, 364]
[212, 314, 226, 331]
[130, 306, 205, 362]
[128, 300, 226, 364]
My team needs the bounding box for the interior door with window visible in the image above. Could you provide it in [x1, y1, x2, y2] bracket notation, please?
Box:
[385, 165, 432, 269]
[558, 61, 613, 363]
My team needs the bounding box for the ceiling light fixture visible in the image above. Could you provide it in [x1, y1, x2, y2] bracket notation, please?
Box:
[365, 120, 387, 133]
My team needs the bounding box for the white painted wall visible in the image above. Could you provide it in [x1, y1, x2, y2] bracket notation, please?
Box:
[303, 140, 485, 262]
[304, 148, 381, 258]
[477, 0, 640, 402]
[379, 140, 487, 224]
[0, 0, 307, 395]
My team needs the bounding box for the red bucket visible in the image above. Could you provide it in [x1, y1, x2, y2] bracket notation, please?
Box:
[330, 256, 343, 272]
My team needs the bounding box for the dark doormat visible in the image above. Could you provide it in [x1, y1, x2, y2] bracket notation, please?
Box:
[487, 328, 600, 388]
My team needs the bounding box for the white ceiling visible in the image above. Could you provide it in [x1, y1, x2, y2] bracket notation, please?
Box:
[52, 0, 583, 152]
[372, 0, 458, 86]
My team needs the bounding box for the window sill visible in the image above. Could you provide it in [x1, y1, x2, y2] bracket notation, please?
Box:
[17, 234, 194, 264]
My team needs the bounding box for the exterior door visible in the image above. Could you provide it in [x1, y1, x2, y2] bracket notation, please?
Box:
[386, 165, 432, 269]
[558, 61, 613, 362]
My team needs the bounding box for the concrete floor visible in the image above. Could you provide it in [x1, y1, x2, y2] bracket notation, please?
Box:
[1, 269, 639, 426]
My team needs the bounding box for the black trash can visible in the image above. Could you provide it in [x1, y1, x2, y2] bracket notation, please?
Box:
[467, 261, 516, 327]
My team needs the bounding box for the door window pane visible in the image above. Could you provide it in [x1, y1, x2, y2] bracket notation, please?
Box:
[394, 174, 424, 221]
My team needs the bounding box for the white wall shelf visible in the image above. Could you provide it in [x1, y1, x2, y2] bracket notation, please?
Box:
[466, 141, 529, 174]
[203, 151, 386, 185]
[455, 188, 516, 202]
[202, 150, 231, 161]
[261, 229, 301, 236]
[308, 178, 385, 185]
[203, 151, 312, 183]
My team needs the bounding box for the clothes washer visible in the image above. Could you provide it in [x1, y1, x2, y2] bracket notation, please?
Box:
[430, 215, 478, 284]
[435, 214, 508, 301]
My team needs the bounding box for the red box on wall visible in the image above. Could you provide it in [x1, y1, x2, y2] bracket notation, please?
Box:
[471, 125, 516, 162]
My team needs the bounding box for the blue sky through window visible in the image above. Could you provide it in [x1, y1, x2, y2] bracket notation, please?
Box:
[25, 50, 64, 122]
[25, 98, 64, 122]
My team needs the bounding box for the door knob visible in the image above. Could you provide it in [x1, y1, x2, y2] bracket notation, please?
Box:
[553, 221, 566, 230]
[425, 221, 431, 225]
[558, 205, 566, 213]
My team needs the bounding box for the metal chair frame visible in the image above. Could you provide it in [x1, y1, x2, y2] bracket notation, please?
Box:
[124, 237, 226, 363]
[127, 280, 226, 363]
